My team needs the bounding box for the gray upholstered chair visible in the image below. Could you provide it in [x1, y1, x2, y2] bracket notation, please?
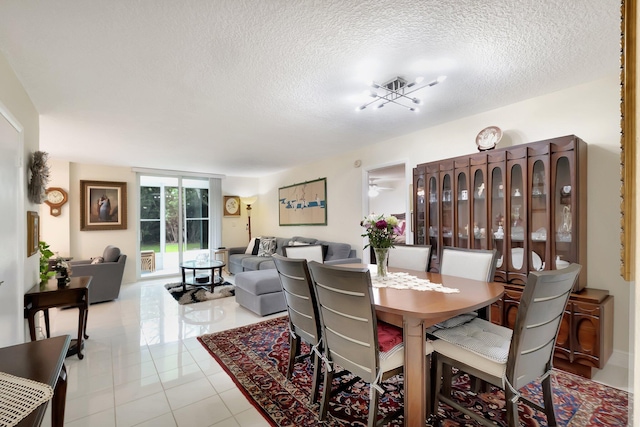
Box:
[272, 254, 323, 402]
[387, 245, 431, 271]
[69, 245, 127, 304]
[308, 261, 434, 427]
[431, 264, 581, 426]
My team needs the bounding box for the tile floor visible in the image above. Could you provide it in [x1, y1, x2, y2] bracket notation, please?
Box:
[39, 273, 629, 426]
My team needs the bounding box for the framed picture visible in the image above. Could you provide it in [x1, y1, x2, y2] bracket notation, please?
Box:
[80, 180, 127, 231]
[27, 211, 39, 257]
[223, 195, 241, 217]
[278, 177, 327, 226]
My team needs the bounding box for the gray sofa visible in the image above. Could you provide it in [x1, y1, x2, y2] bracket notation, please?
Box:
[231, 236, 360, 316]
[228, 236, 358, 274]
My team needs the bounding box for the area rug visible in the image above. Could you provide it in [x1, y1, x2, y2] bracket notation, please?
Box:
[197, 316, 628, 427]
[164, 282, 235, 305]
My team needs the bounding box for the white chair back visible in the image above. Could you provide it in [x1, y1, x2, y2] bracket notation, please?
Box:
[440, 247, 497, 282]
[388, 245, 431, 271]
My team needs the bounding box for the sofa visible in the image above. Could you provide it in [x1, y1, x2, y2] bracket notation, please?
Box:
[231, 236, 360, 316]
[69, 245, 127, 304]
[228, 236, 359, 274]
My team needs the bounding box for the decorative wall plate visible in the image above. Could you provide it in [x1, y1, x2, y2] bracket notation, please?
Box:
[475, 126, 502, 151]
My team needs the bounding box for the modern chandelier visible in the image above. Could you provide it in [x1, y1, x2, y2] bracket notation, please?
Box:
[356, 75, 446, 112]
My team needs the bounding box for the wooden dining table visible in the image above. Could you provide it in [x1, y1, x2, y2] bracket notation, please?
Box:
[343, 264, 505, 427]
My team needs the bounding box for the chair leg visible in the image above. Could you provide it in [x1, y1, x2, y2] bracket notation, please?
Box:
[287, 335, 300, 379]
[541, 374, 557, 426]
[432, 354, 443, 417]
[504, 386, 520, 427]
[319, 367, 334, 421]
[368, 383, 379, 427]
[310, 351, 321, 403]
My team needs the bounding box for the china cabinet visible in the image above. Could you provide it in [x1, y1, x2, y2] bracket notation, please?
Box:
[413, 134, 614, 378]
[414, 134, 587, 291]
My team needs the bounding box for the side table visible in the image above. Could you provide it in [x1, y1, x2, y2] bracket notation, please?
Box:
[0, 335, 71, 427]
[214, 248, 229, 273]
[24, 276, 91, 359]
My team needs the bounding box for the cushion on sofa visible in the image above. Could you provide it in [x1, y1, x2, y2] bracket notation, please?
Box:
[291, 236, 318, 245]
[315, 240, 351, 261]
[235, 269, 282, 295]
[257, 238, 277, 257]
[245, 237, 257, 254]
[242, 256, 270, 271]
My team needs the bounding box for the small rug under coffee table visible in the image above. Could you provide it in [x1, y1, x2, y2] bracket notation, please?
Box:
[164, 282, 235, 305]
[198, 316, 628, 426]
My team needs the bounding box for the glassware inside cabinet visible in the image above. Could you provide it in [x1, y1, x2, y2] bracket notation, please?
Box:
[509, 164, 525, 270]
[490, 167, 505, 273]
[428, 176, 439, 252]
[472, 169, 487, 249]
[415, 176, 426, 245]
[554, 156, 573, 266]
[529, 159, 547, 271]
[456, 172, 469, 245]
[441, 173, 453, 247]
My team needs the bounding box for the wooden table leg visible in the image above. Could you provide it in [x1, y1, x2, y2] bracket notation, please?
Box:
[52, 363, 67, 427]
[44, 308, 51, 338]
[76, 306, 85, 359]
[403, 316, 427, 427]
[27, 309, 37, 341]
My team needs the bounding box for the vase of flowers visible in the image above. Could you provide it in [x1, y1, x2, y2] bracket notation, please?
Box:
[361, 214, 400, 278]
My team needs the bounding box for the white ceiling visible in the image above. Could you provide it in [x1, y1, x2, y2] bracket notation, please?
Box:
[0, 1, 620, 177]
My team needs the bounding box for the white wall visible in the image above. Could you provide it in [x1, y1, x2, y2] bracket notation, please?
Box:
[254, 74, 631, 359]
[0, 51, 40, 342]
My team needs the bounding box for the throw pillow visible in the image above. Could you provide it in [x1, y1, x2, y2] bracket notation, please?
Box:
[283, 244, 326, 263]
[257, 238, 277, 257]
[91, 257, 104, 264]
[244, 237, 257, 254]
[251, 238, 261, 255]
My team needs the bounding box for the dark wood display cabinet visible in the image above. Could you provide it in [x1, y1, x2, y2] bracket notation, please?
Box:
[413, 134, 613, 378]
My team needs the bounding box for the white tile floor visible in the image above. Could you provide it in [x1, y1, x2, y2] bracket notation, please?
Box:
[39, 273, 629, 426]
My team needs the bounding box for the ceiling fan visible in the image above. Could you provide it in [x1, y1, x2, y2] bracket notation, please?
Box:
[368, 179, 393, 197]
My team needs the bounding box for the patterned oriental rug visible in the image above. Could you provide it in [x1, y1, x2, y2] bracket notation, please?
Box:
[197, 316, 628, 427]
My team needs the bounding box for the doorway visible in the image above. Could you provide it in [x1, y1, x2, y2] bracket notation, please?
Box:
[365, 163, 409, 261]
[139, 175, 212, 278]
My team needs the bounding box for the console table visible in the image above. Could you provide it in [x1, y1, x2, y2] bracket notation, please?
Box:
[24, 276, 91, 359]
[0, 335, 70, 427]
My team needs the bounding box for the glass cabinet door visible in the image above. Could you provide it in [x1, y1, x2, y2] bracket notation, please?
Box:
[509, 163, 525, 272]
[554, 156, 573, 268]
[415, 174, 426, 245]
[490, 166, 505, 280]
[456, 171, 468, 247]
[441, 173, 453, 248]
[529, 159, 548, 272]
[472, 169, 487, 249]
[427, 174, 439, 271]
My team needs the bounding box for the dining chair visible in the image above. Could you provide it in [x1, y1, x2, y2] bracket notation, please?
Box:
[272, 254, 323, 402]
[439, 246, 498, 321]
[307, 261, 434, 427]
[430, 264, 581, 427]
[387, 244, 431, 271]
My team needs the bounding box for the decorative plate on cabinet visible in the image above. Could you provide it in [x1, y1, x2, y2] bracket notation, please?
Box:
[475, 126, 502, 151]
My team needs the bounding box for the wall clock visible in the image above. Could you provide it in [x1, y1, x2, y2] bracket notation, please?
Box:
[223, 195, 241, 217]
[44, 187, 68, 217]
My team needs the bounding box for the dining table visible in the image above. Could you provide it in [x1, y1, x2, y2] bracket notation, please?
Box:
[343, 264, 505, 427]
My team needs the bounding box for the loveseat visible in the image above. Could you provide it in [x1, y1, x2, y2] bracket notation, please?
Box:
[231, 236, 360, 316]
[228, 236, 359, 274]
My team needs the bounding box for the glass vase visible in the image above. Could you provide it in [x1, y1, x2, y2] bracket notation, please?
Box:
[373, 248, 389, 279]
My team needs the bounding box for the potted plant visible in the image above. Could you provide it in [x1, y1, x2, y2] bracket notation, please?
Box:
[39, 241, 55, 283]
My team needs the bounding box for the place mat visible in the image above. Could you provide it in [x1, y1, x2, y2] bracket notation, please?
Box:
[370, 270, 459, 293]
[0, 371, 54, 427]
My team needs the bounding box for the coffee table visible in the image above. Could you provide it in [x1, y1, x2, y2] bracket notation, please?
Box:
[180, 260, 225, 292]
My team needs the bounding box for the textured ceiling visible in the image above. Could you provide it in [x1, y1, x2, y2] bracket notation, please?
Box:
[0, 0, 620, 177]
